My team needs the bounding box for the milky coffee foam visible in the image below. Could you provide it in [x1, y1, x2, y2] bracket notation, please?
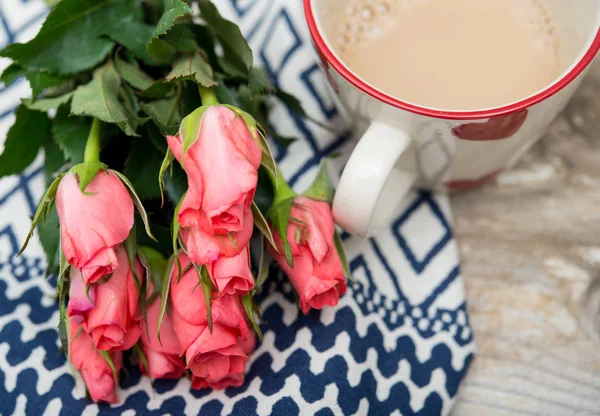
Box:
[328, 0, 561, 110]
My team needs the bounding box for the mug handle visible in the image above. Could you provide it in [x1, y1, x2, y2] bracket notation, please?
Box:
[333, 121, 416, 237]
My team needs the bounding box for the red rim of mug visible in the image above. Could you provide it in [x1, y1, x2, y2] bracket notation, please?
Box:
[304, 0, 600, 120]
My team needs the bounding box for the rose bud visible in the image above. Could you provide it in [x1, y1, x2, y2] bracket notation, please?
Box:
[169, 254, 253, 385]
[68, 246, 142, 351]
[56, 170, 133, 285]
[191, 332, 256, 390]
[139, 295, 185, 380]
[167, 105, 261, 264]
[208, 245, 254, 297]
[270, 197, 347, 314]
[69, 317, 122, 403]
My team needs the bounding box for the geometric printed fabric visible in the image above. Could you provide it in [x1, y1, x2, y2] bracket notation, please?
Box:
[0, 0, 474, 415]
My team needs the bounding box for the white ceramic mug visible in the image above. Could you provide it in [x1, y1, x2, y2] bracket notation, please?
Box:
[305, 0, 600, 237]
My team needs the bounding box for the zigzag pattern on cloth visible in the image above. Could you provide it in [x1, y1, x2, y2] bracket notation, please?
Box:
[0, 246, 473, 415]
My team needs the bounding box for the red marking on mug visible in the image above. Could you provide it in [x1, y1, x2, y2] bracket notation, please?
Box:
[445, 169, 503, 191]
[315, 45, 340, 94]
[451, 110, 528, 141]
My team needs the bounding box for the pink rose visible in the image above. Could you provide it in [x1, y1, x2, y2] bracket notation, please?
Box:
[208, 245, 254, 297]
[139, 296, 185, 379]
[56, 170, 133, 285]
[180, 210, 254, 265]
[69, 317, 122, 403]
[191, 332, 256, 390]
[167, 105, 261, 264]
[169, 254, 252, 386]
[270, 197, 347, 314]
[68, 246, 142, 351]
[169, 254, 248, 352]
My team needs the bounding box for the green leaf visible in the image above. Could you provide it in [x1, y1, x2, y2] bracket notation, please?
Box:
[196, 264, 214, 333]
[98, 350, 119, 386]
[58, 239, 69, 285]
[123, 138, 164, 200]
[71, 61, 139, 137]
[135, 248, 153, 294]
[275, 89, 307, 118]
[254, 167, 274, 214]
[26, 71, 66, 100]
[334, 231, 352, 282]
[199, 0, 253, 74]
[57, 261, 69, 356]
[136, 220, 172, 261]
[251, 202, 277, 250]
[142, 96, 181, 136]
[257, 130, 277, 179]
[39, 134, 64, 276]
[236, 84, 262, 119]
[22, 92, 73, 112]
[51, 105, 89, 164]
[139, 82, 174, 100]
[147, 0, 193, 60]
[190, 24, 220, 69]
[19, 171, 62, 263]
[122, 83, 146, 117]
[267, 197, 295, 268]
[242, 293, 262, 342]
[166, 52, 217, 87]
[108, 22, 158, 65]
[218, 57, 248, 78]
[70, 162, 106, 193]
[171, 193, 185, 277]
[249, 68, 274, 95]
[162, 24, 199, 53]
[125, 225, 148, 335]
[124, 224, 141, 292]
[0, 0, 139, 74]
[179, 79, 203, 116]
[302, 162, 334, 203]
[145, 122, 169, 153]
[37, 206, 60, 277]
[139, 245, 168, 292]
[158, 149, 174, 206]
[43, 0, 62, 7]
[163, 163, 188, 206]
[256, 238, 271, 289]
[156, 254, 175, 344]
[213, 82, 241, 107]
[110, 169, 156, 241]
[133, 343, 150, 375]
[146, 38, 177, 65]
[0, 105, 50, 178]
[272, 134, 296, 149]
[114, 56, 155, 91]
[1, 64, 25, 86]
[42, 127, 66, 187]
[140, 51, 217, 99]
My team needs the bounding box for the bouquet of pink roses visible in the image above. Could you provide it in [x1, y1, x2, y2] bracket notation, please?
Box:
[0, 0, 349, 403]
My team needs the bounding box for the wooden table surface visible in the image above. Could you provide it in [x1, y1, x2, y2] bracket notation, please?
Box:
[450, 61, 600, 415]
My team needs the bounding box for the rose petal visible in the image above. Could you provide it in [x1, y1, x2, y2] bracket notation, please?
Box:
[56, 171, 133, 284]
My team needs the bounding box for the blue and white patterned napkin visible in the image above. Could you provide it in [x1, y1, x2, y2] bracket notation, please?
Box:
[0, 1, 474, 415]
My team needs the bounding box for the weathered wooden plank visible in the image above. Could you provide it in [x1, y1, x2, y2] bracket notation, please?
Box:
[451, 61, 600, 415]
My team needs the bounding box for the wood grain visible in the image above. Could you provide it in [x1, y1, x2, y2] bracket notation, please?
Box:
[451, 61, 600, 415]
